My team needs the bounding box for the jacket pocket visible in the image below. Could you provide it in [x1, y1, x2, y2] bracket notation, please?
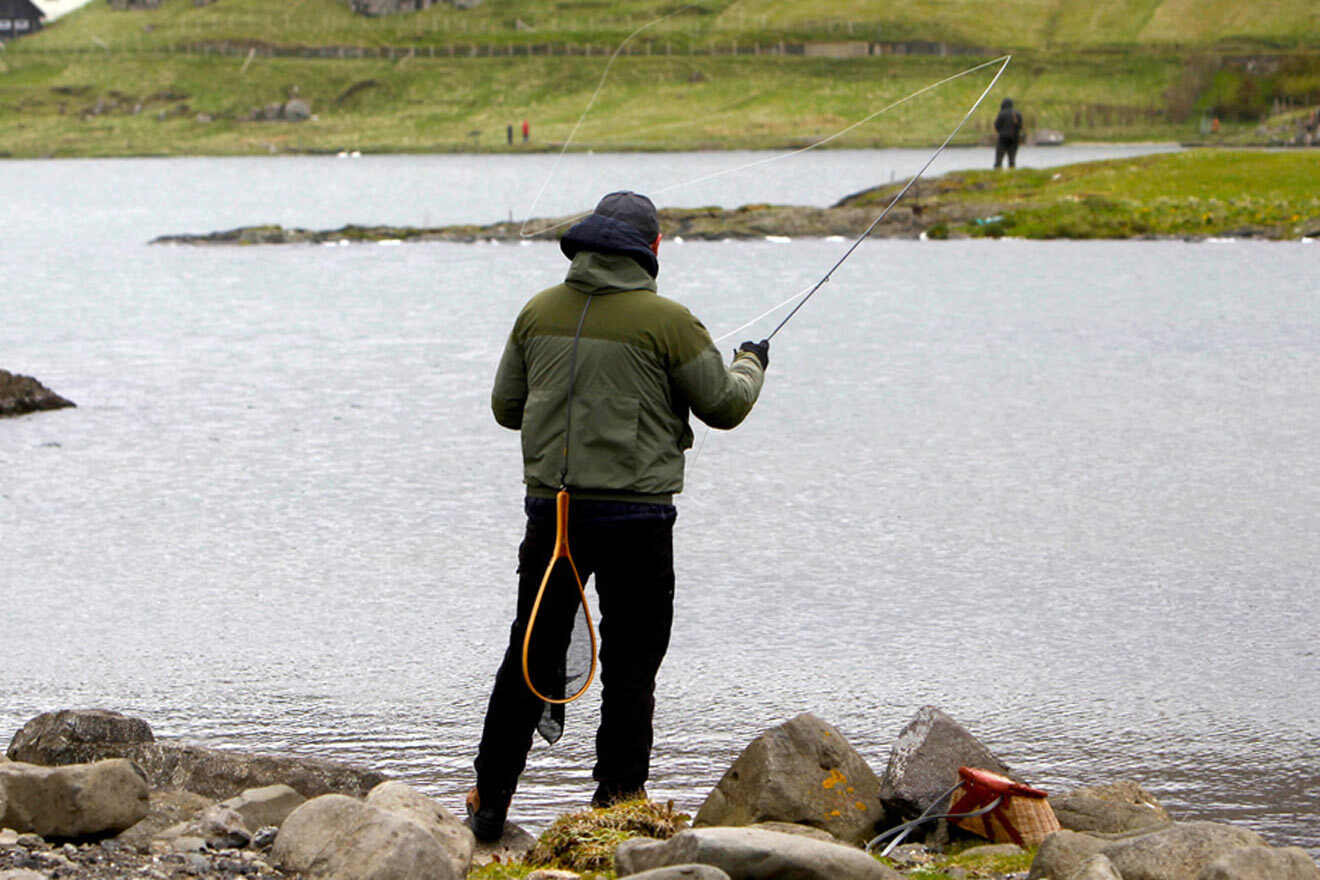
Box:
[570, 392, 640, 489]
[521, 387, 565, 488]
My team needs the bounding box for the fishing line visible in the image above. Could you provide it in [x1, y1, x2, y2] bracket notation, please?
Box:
[765, 53, 1011, 339]
[704, 55, 1013, 348]
[519, 6, 692, 239]
[520, 38, 1014, 239]
[687, 54, 1012, 477]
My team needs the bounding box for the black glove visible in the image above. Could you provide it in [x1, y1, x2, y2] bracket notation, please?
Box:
[736, 339, 769, 370]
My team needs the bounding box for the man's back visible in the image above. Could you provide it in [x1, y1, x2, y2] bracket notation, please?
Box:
[492, 249, 763, 502]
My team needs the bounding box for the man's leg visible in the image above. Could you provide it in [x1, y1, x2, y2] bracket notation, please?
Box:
[473, 502, 584, 829]
[994, 140, 1006, 169]
[588, 505, 676, 804]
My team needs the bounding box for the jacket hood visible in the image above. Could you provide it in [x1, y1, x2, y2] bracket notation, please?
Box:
[560, 212, 659, 278]
[1000, 98, 1014, 109]
[564, 250, 658, 296]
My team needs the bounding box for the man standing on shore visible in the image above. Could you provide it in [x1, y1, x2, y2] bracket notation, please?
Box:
[994, 97, 1024, 169]
[467, 191, 769, 841]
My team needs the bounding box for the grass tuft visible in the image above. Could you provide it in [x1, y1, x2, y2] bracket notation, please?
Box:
[528, 798, 689, 873]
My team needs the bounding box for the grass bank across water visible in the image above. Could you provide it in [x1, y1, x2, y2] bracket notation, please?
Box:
[149, 151, 1320, 244]
[842, 148, 1320, 240]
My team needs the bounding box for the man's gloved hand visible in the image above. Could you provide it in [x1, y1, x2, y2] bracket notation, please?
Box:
[736, 339, 769, 370]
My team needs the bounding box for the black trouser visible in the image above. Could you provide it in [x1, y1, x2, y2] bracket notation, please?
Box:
[474, 496, 677, 805]
[994, 136, 1019, 168]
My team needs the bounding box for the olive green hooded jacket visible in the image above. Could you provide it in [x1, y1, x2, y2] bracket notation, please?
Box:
[491, 250, 765, 504]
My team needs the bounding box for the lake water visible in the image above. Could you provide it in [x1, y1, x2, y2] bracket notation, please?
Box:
[2, 146, 1317, 853]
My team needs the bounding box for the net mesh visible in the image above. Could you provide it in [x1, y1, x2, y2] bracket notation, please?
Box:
[527, 562, 595, 744]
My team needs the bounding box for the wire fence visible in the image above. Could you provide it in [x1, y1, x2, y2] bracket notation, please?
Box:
[12, 37, 993, 60]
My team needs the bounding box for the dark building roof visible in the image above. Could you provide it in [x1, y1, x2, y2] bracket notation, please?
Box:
[0, 0, 45, 19]
[0, 0, 44, 39]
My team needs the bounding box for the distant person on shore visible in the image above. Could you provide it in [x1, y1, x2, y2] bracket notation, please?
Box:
[994, 97, 1024, 169]
[466, 191, 769, 842]
[522, 118, 530, 143]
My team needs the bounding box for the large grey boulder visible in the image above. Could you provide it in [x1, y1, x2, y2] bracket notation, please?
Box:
[1103, 822, 1267, 879]
[0, 759, 149, 838]
[7, 709, 385, 800]
[1029, 822, 1277, 880]
[6, 710, 153, 761]
[1027, 829, 1110, 880]
[272, 794, 461, 880]
[218, 784, 306, 831]
[879, 706, 1016, 821]
[694, 713, 884, 846]
[124, 743, 386, 799]
[365, 781, 474, 879]
[615, 827, 903, 880]
[1197, 846, 1320, 880]
[1051, 781, 1172, 835]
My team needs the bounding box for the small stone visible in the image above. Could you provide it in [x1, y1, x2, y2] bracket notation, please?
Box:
[250, 826, 277, 849]
[0, 829, 18, 846]
[885, 843, 933, 866]
[184, 853, 210, 874]
[171, 836, 207, 853]
[16, 835, 44, 849]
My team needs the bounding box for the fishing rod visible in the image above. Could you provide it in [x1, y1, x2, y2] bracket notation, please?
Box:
[764, 54, 1012, 341]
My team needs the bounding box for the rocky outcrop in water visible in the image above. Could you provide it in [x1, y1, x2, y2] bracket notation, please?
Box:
[148, 202, 920, 247]
[0, 370, 75, 417]
[8, 710, 385, 800]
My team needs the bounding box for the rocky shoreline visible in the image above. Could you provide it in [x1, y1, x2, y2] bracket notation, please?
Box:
[3, 708, 1317, 880]
[0, 371, 75, 418]
[148, 202, 911, 247]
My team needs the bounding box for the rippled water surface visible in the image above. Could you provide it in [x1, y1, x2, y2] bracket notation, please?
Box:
[2, 148, 1316, 851]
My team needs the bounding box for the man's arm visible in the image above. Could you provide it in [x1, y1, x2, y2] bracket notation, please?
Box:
[670, 317, 765, 430]
[491, 329, 527, 429]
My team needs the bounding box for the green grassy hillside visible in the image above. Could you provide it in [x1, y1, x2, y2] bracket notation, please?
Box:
[1, 0, 1318, 157]
[20, 0, 1320, 51]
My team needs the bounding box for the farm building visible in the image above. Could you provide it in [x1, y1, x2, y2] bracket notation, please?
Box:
[0, 0, 44, 40]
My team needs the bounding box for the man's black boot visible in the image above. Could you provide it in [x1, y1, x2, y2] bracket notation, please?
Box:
[465, 787, 509, 843]
[591, 781, 647, 809]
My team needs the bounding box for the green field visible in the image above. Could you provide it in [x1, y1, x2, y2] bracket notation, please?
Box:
[844, 149, 1320, 239]
[1, 0, 1318, 158]
[18, 0, 1320, 51]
